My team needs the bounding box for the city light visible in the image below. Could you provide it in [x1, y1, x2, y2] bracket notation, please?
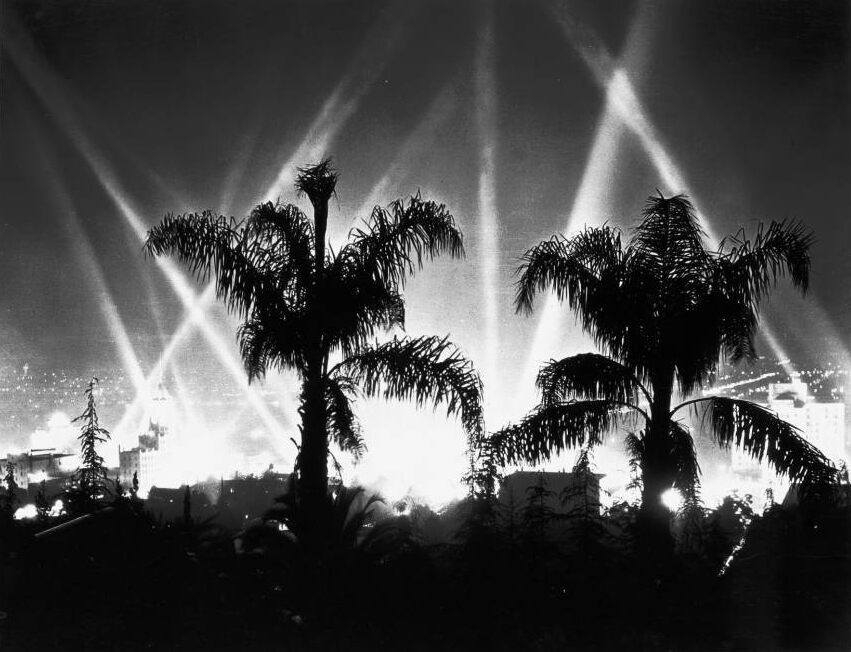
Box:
[661, 487, 683, 512]
[1, 3, 846, 644]
[14, 504, 38, 520]
[1, 2, 846, 511]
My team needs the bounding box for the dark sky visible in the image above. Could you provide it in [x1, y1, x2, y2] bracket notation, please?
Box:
[0, 0, 849, 497]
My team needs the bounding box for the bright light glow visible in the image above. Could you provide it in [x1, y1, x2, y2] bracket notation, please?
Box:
[340, 400, 469, 508]
[14, 504, 37, 520]
[30, 412, 76, 452]
[661, 487, 683, 512]
[115, 283, 217, 439]
[760, 328, 796, 377]
[31, 141, 151, 422]
[475, 9, 501, 417]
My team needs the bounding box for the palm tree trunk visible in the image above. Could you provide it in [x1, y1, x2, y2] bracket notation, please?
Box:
[298, 366, 329, 522]
[638, 455, 675, 565]
[313, 201, 327, 273]
[638, 370, 676, 569]
[296, 188, 331, 533]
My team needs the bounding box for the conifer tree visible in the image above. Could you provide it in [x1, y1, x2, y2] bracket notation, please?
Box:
[1, 462, 19, 517]
[67, 378, 111, 513]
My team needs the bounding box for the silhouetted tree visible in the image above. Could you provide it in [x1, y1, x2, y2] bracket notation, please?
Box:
[459, 434, 501, 556]
[130, 471, 139, 501]
[146, 160, 483, 537]
[1, 462, 19, 517]
[522, 473, 555, 547]
[561, 449, 611, 561]
[35, 480, 50, 521]
[66, 378, 111, 514]
[493, 194, 835, 562]
[113, 474, 125, 500]
[183, 484, 192, 525]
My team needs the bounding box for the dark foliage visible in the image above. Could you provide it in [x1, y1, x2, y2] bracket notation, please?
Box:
[64, 378, 112, 515]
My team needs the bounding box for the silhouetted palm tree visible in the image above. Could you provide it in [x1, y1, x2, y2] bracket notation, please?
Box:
[146, 160, 483, 532]
[493, 193, 835, 558]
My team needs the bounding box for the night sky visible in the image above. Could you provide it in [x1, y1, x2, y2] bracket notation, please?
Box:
[1, 0, 849, 502]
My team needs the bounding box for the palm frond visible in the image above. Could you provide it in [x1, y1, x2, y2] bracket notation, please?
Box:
[243, 202, 315, 291]
[669, 284, 757, 388]
[692, 396, 836, 490]
[336, 335, 484, 439]
[514, 225, 625, 316]
[145, 212, 279, 319]
[720, 219, 813, 299]
[669, 421, 701, 500]
[536, 353, 650, 408]
[295, 159, 338, 206]
[491, 400, 635, 466]
[624, 431, 645, 487]
[325, 375, 366, 460]
[631, 194, 710, 293]
[624, 431, 644, 464]
[341, 193, 464, 289]
[238, 309, 306, 381]
[319, 255, 406, 357]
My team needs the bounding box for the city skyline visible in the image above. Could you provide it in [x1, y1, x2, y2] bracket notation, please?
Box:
[2, 0, 849, 505]
[2, 351, 847, 508]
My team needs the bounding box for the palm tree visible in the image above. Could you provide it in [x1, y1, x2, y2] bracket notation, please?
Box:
[492, 193, 835, 558]
[145, 160, 483, 533]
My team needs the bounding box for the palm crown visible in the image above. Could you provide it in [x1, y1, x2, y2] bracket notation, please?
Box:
[146, 161, 484, 519]
[493, 194, 834, 551]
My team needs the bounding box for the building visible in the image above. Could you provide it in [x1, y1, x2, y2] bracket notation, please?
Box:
[0, 448, 76, 490]
[119, 383, 172, 493]
[768, 375, 845, 462]
[731, 374, 846, 481]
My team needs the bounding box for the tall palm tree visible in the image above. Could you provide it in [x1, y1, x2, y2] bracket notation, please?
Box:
[492, 193, 835, 557]
[145, 160, 484, 530]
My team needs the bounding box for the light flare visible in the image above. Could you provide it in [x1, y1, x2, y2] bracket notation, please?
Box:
[661, 487, 683, 512]
[475, 8, 501, 416]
